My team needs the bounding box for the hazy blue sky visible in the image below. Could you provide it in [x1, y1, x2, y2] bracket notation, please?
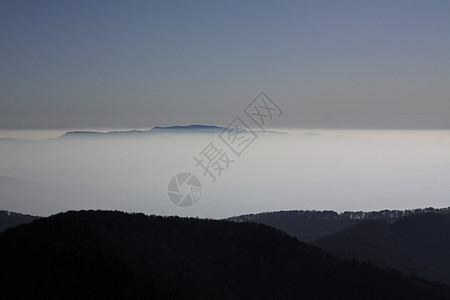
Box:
[1, 0, 449, 129]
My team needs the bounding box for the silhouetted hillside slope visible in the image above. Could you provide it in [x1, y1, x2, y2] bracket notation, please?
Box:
[0, 210, 39, 232]
[314, 213, 450, 284]
[1, 210, 449, 299]
[228, 208, 450, 242]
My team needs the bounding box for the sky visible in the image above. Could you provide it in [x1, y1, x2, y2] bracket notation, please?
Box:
[1, 0, 449, 130]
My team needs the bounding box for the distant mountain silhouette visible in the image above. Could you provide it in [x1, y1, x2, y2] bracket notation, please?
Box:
[150, 124, 225, 134]
[228, 207, 450, 242]
[0, 125, 343, 142]
[58, 125, 234, 138]
[0, 210, 39, 232]
[57, 125, 217, 138]
[57, 125, 293, 139]
[1, 210, 449, 299]
[314, 212, 450, 284]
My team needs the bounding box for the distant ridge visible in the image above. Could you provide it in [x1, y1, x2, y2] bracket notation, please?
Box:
[0, 125, 339, 141]
[59, 125, 229, 138]
[0, 210, 39, 232]
[229, 207, 450, 222]
[59, 129, 149, 138]
[228, 207, 450, 285]
[314, 213, 450, 284]
[227, 207, 450, 242]
[151, 124, 225, 134]
[57, 124, 291, 139]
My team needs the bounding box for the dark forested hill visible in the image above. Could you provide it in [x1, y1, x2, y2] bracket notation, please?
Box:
[0, 210, 449, 299]
[314, 213, 450, 285]
[0, 210, 39, 232]
[228, 207, 450, 242]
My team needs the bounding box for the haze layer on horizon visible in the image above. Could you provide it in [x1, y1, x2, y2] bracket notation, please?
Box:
[1, 130, 449, 218]
[1, 1, 449, 130]
[1, 128, 450, 141]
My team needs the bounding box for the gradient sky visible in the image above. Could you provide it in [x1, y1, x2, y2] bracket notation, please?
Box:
[1, 0, 449, 130]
